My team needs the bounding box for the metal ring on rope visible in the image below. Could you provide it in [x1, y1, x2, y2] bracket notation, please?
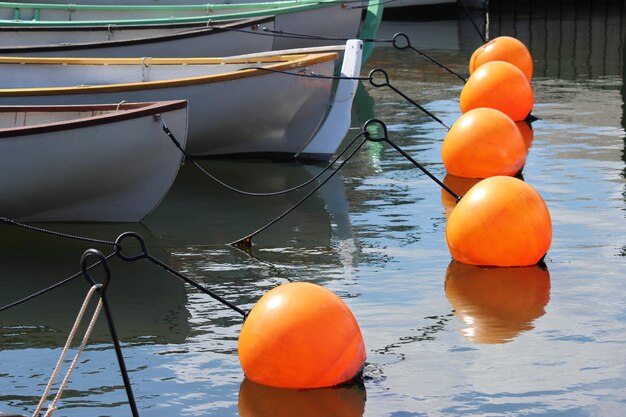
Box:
[363, 118, 389, 142]
[81, 248, 112, 292]
[115, 231, 149, 262]
[392, 33, 411, 51]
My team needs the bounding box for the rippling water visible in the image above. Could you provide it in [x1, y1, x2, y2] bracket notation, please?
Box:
[2, 1, 626, 416]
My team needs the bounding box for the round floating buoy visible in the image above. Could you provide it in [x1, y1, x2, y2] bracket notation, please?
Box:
[441, 174, 481, 218]
[469, 36, 533, 81]
[238, 378, 366, 417]
[445, 176, 552, 267]
[442, 108, 527, 178]
[444, 260, 551, 344]
[238, 282, 366, 389]
[460, 61, 534, 122]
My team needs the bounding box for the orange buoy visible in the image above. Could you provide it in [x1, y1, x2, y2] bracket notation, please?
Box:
[516, 120, 534, 150]
[442, 108, 527, 178]
[238, 282, 366, 389]
[445, 176, 552, 267]
[441, 174, 481, 218]
[460, 61, 534, 122]
[238, 378, 366, 417]
[444, 260, 551, 344]
[469, 36, 533, 81]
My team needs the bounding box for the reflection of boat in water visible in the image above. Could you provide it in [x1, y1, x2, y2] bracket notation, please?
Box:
[373, 7, 486, 52]
[238, 378, 366, 417]
[144, 158, 355, 248]
[444, 260, 551, 344]
[0, 229, 189, 349]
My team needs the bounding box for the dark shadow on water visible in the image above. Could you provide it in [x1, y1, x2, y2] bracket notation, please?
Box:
[489, 0, 626, 80]
[0, 245, 190, 348]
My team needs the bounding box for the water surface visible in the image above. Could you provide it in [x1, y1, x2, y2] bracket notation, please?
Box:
[2, 2, 626, 416]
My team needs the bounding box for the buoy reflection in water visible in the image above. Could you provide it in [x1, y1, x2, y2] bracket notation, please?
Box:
[516, 120, 534, 150]
[440, 174, 481, 218]
[444, 260, 551, 344]
[238, 378, 366, 417]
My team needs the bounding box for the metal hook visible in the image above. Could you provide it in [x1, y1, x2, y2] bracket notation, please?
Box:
[392, 33, 411, 50]
[363, 118, 389, 143]
[81, 249, 111, 292]
[368, 68, 390, 88]
[115, 232, 148, 262]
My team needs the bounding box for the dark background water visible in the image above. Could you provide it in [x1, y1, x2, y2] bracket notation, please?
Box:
[2, 1, 626, 416]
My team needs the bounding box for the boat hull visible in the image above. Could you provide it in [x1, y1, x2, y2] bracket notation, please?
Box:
[0, 53, 338, 157]
[0, 1, 380, 63]
[0, 0, 363, 48]
[0, 101, 188, 222]
[0, 18, 276, 57]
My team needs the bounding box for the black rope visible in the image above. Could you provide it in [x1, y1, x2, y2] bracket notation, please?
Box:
[81, 249, 139, 417]
[363, 119, 460, 200]
[230, 25, 394, 43]
[368, 68, 451, 130]
[458, 0, 488, 43]
[114, 232, 248, 318]
[156, 114, 365, 198]
[238, 65, 371, 81]
[230, 131, 369, 248]
[230, 66, 452, 130]
[391, 33, 468, 83]
[0, 217, 118, 247]
[0, 251, 117, 313]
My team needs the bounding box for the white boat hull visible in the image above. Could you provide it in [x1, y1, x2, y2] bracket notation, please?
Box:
[0, 101, 188, 222]
[0, 1, 364, 51]
[0, 46, 358, 159]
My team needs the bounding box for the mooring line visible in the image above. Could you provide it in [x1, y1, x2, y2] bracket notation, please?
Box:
[390, 33, 468, 83]
[0, 217, 117, 247]
[34, 285, 104, 417]
[80, 249, 140, 417]
[230, 119, 460, 248]
[156, 114, 364, 198]
[458, 0, 488, 43]
[115, 232, 248, 318]
[363, 119, 460, 200]
[0, 251, 117, 313]
[230, 131, 369, 248]
[367, 68, 451, 130]
[1, 233, 247, 320]
[223, 24, 394, 43]
[234, 67, 451, 130]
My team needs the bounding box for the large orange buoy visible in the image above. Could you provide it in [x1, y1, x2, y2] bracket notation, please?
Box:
[469, 36, 533, 81]
[442, 108, 527, 178]
[238, 378, 366, 417]
[460, 61, 534, 122]
[444, 260, 550, 344]
[238, 282, 366, 389]
[441, 174, 481, 218]
[445, 176, 552, 267]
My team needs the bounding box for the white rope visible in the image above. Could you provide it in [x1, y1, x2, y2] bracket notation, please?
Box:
[33, 285, 103, 417]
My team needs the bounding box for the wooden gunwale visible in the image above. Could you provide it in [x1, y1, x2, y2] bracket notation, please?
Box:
[0, 100, 188, 138]
[0, 52, 338, 96]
